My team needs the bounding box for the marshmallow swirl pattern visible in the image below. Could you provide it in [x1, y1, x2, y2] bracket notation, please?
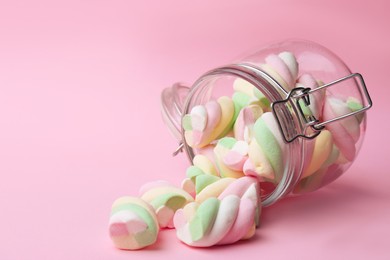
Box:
[109, 197, 159, 250]
[174, 177, 260, 247]
[218, 176, 261, 227]
[234, 104, 264, 142]
[243, 138, 275, 182]
[232, 78, 271, 112]
[195, 176, 261, 212]
[140, 181, 194, 229]
[323, 95, 361, 161]
[296, 143, 341, 193]
[261, 51, 299, 91]
[301, 130, 333, 178]
[252, 112, 287, 182]
[214, 137, 248, 178]
[183, 100, 221, 148]
[181, 154, 221, 197]
[183, 96, 235, 148]
[174, 195, 257, 247]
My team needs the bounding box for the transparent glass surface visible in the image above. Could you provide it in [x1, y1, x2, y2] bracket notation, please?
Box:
[161, 40, 369, 206]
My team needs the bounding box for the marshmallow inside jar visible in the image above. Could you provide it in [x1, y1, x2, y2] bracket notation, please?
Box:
[161, 39, 371, 206]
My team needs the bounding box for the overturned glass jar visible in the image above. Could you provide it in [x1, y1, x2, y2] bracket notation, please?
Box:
[161, 40, 372, 206]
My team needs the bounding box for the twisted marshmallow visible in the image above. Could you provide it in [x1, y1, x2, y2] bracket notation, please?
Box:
[244, 112, 287, 182]
[261, 51, 299, 91]
[295, 143, 341, 193]
[243, 138, 275, 182]
[109, 197, 159, 250]
[234, 104, 264, 142]
[232, 78, 271, 112]
[181, 154, 221, 197]
[140, 181, 194, 228]
[214, 137, 248, 178]
[174, 177, 260, 247]
[183, 96, 235, 148]
[301, 130, 333, 178]
[294, 95, 364, 192]
[323, 94, 361, 161]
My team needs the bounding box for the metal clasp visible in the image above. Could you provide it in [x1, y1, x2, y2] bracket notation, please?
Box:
[272, 73, 373, 143]
[172, 141, 184, 156]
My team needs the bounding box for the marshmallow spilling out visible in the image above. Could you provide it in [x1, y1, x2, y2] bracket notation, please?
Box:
[109, 197, 159, 250]
[181, 154, 221, 197]
[109, 51, 367, 250]
[174, 177, 261, 247]
[139, 181, 194, 229]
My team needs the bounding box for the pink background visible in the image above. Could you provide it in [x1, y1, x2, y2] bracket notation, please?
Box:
[0, 0, 389, 259]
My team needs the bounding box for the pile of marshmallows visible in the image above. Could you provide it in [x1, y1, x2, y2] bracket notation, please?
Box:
[109, 52, 364, 250]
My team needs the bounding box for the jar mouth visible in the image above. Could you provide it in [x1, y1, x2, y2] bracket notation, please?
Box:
[161, 83, 190, 142]
[181, 64, 305, 207]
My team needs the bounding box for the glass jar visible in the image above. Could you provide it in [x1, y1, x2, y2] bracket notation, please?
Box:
[161, 39, 372, 207]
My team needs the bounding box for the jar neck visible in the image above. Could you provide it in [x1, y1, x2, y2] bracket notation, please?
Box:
[161, 82, 191, 142]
